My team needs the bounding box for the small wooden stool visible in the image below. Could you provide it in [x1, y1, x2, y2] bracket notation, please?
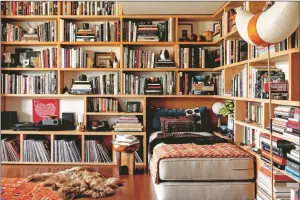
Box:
[113, 143, 140, 175]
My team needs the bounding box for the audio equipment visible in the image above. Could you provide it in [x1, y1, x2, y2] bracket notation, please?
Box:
[1, 111, 18, 130]
[62, 113, 75, 130]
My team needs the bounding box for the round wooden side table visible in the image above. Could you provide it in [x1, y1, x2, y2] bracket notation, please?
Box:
[113, 143, 140, 175]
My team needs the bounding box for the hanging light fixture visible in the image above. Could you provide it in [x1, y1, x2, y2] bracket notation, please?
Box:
[235, 2, 299, 200]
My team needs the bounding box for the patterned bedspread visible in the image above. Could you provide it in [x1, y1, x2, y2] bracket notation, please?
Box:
[151, 143, 255, 184]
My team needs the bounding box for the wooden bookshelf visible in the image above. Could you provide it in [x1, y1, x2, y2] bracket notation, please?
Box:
[1, 2, 299, 187]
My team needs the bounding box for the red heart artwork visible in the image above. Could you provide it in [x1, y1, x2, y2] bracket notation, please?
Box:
[32, 99, 59, 123]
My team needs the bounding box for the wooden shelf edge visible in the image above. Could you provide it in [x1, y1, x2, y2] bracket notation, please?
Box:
[86, 112, 144, 116]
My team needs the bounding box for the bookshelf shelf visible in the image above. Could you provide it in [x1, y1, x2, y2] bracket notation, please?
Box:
[238, 145, 261, 160]
[235, 120, 265, 132]
[60, 68, 121, 71]
[59, 42, 121, 46]
[122, 42, 176, 46]
[122, 15, 175, 20]
[0, 15, 58, 21]
[178, 68, 216, 72]
[213, 131, 233, 143]
[123, 68, 176, 72]
[1, 42, 59, 46]
[226, 27, 240, 39]
[213, 37, 224, 45]
[86, 112, 144, 116]
[177, 42, 217, 45]
[0, 68, 58, 71]
[177, 15, 214, 21]
[59, 15, 121, 20]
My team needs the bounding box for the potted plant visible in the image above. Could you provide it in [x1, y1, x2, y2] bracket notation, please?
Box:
[220, 100, 234, 131]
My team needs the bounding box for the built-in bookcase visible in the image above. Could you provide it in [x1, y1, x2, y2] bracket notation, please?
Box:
[1, 2, 300, 187]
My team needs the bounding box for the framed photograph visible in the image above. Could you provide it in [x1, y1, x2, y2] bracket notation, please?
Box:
[178, 24, 193, 39]
[15, 48, 33, 66]
[127, 101, 141, 113]
[32, 99, 59, 123]
[94, 52, 115, 68]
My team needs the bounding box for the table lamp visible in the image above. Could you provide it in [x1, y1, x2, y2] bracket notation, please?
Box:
[212, 102, 225, 130]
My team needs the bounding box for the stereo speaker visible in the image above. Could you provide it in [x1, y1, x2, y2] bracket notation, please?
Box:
[1, 111, 18, 130]
[62, 112, 75, 130]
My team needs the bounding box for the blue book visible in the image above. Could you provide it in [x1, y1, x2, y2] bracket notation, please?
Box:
[285, 166, 300, 181]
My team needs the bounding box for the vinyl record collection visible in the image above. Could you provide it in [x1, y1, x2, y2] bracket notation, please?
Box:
[61, 1, 119, 16]
[1, 1, 58, 15]
[1, 72, 57, 94]
[53, 139, 81, 162]
[84, 140, 112, 163]
[23, 139, 51, 162]
[87, 98, 119, 112]
[1, 138, 20, 162]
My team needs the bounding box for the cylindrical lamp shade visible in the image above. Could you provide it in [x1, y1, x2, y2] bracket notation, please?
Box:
[212, 102, 225, 115]
[235, 2, 300, 46]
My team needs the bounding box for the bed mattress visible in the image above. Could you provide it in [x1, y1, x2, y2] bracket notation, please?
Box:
[153, 179, 255, 200]
[150, 143, 255, 183]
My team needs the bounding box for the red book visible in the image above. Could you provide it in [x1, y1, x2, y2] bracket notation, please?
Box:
[286, 120, 300, 130]
[260, 164, 293, 182]
[261, 150, 288, 165]
[32, 99, 59, 123]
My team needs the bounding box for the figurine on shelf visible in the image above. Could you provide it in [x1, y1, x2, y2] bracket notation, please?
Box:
[113, 56, 120, 68]
[159, 49, 169, 60]
[87, 57, 94, 68]
[3, 52, 12, 67]
[62, 85, 69, 94]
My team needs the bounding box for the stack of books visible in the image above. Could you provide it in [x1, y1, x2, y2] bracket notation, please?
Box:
[286, 145, 300, 180]
[290, 189, 300, 200]
[1, 138, 20, 162]
[123, 73, 175, 95]
[61, 1, 119, 16]
[156, 60, 175, 68]
[1, 72, 57, 94]
[231, 67, 247, 97]
[257, 163, 298, 200]
[225, 40, 248, 65]
[23, 139, 51, 162]
[113, 116, 143, 132]
[260, 132, 295, 170]
[244, 102, 263, 125]
[123, 18, 173, 42]
[285, 106, 300, 140]
[113, 134, 140, 145]
[1, 23, 24, 41]
[84, 140, 112, 163]
[137, 24, 159, 42]
[249, 67, 288, 100]
[89, 73, 120, 95]
[179, 73, 217, 95]
[76, 29, 95, 42]
[87, 98, 119, 112]
[54, 139, 81, 162]
[1, 2, 58, 15]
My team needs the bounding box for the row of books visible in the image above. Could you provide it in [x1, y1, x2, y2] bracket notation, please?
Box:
[242, 127, 260, 148]
[23, 139, 51, 162]
[1, 72, 57, 94]
[87, 98, 119, 112]
[1, 23, 24, 41]
[61, 47, 88, 68]
[251, 43, 282, 59]
[123, 48, 156, 68]
[225, 40, 248, 65]
[231, 67, 247, 97]
[60, 21, 119, 42]
[178, 47, 220, 68]
[89, 73, 120, 95]
[179, 73, 218, 95]
[215, 71, 224, 96]
[123, 73, 175, 95]
[1, 1, 58, 16]
[113, 116, 143, 132]
[244, 102, 263, 126]
[53, 139, 81, 162]
[113, 134, 140, 145]
[249, 66, 288, 100]
[84, 140, 112, 163]
[123, 19, 173, 42]
[62, 1, 119, 16]
[1, 138, 20, 162]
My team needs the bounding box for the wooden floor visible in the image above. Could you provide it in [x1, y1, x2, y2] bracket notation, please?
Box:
[1, 165, 158, 200]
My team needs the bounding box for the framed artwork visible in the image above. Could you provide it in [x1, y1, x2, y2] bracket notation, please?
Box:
[94, 52, 115, 68]
[15, 48, 33, 66]
[26, 51, 41, 68]
[178, 24, 193, 38]
[32, 99, 59, 123]
[127, 101, 141, 112]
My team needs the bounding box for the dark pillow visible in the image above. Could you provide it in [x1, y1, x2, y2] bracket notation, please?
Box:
[160, 116, 196, 133]
[152, 108, 186, 130]
[185, 106, 212, 132]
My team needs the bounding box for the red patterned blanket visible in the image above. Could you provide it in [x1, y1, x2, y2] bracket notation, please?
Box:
[151, 143, 255, 184]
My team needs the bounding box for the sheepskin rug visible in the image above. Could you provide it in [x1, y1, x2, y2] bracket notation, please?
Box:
[27, 167, 123, 200]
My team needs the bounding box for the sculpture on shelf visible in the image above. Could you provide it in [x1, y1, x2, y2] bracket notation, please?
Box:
[159, 49, 169, 60]
[87, 57, 94, 68]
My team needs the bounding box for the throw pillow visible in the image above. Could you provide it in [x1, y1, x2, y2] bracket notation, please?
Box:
[152, 108, 186, 130]
[160, 116, 196, 133]
[185, 106, 212, 132]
